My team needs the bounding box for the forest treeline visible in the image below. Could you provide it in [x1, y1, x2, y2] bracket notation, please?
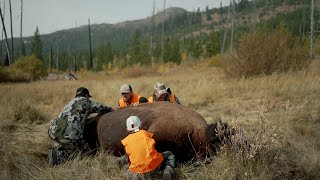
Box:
[0, 0, 316, 74]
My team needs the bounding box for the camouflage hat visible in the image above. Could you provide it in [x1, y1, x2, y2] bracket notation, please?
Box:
[120, 84, 132, 93]
[154, 81, 167, 97]
[75, 87, 92, 97]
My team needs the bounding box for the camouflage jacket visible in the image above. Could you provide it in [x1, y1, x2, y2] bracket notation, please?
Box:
[49, 97, 112, 141]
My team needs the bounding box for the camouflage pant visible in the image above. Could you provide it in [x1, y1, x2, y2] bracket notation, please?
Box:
[49, 123, 90, 164]
[118, 151, 175, 179]
[48, 116, 90, 150]
[49, 138, 91, 165]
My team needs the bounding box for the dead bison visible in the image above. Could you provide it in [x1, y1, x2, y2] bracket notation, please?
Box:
[84, 102, 229, 162]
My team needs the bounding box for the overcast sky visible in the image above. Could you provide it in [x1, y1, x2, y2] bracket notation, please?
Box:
[1, 0, 230, 38]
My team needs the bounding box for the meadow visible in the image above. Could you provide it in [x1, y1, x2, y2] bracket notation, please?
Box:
[0, 60, 319, 179]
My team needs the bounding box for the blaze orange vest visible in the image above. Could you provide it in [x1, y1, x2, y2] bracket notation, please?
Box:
[121, 130, 163, 174]
[118, 93, 141, 107]
[148, 92, 176, 103]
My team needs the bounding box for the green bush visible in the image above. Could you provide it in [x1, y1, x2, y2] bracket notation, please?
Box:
[11, 55, 47, 80]
[223, 27, 311, 78]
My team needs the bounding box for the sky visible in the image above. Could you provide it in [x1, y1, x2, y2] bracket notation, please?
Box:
[1, 0, 230, 38]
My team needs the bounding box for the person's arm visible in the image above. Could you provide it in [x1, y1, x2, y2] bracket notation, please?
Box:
[90, 100, 114, 114]
[174, 95, 181, 104]
[139, 97, 148, 103]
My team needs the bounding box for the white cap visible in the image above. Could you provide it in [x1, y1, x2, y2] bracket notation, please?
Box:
[120, 84, 132, 93]
[126, 116, 141, 132]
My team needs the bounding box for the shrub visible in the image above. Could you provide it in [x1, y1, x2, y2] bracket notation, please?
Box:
[208, 54, 224, 67]
[223, 27, 311, 78]
[0, 67, 10, 82]
[0, 67, 30, 82]
[11, 55, 47, 80]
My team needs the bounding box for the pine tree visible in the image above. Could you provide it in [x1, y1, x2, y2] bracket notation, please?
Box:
[31, 27, 43, 60]
[163, 38, 181, 64]
[21, 41, 26, 56]
[140, 37, 150, 64]
[96, 43, 113, 70]
[129, 30, 141, 65]
[105, 42, 113, 64]
[190, 39, 202, 59]
[163, 37, 171, 63]
[170, 38, 181, 64]
[205, 6, 212, 21]
[206, 32, 220, 57]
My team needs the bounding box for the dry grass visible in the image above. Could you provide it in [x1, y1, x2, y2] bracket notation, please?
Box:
[0, 60, 319, 179]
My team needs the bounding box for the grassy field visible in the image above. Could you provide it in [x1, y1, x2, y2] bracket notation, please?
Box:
[0, 61, 319, 179]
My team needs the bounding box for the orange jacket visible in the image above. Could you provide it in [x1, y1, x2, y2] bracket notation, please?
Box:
[148, 92, 176, 103]
[121, 130, 163, 174]
[118, 93, 141, 107]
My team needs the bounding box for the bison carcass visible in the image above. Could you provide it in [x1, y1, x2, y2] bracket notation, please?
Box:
[85, 102, 228, 162]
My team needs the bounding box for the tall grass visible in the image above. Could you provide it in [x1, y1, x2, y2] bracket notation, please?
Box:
[0, 60, 319, 179]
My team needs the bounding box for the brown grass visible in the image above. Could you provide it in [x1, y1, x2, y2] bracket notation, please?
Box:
[0, 60, 319, 179]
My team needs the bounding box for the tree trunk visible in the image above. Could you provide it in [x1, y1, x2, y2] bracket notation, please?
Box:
[221, 1, 231, 53]
[88, 19, 93, 70]
[161, 0, 166, 62]
[50, 45, 53, 73]
[230, 0, 236, 52]
[0, 0, 5, 60]
[9, 0, 13, 63]
[20, 0, 23, 56]
[0, 4, 11, 65]
[149, 0, 155, 65]
[310, 0, 314, 58]
[56, 41, 59, 80]
[74, 55, 77, 73]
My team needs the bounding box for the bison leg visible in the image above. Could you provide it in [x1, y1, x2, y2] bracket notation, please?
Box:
[83, 114, 104, 154]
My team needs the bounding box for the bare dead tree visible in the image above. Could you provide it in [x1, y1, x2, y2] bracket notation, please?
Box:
[74, 20, 77, 73]
[221, 0, 231, 53]
[9, 0, 13, 62]
[251, 0, 257, 31]
[73, 55, 77, 73]
[0, 0, 5, 59]
[56, 40, 59, 80]
[149, 0, 155, 64]
[88, 18, 93, 70]
[300, 1, 306, 40]
[50, 44, 53, 73]
[0, 3, 11, 65]
[20, 0, 23, 56]
[161, 0, 166, 62]
[230, 0, 236, 52]
[311, 0, 314, 58]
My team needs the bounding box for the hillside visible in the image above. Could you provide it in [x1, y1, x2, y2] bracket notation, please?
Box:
[0, 0, 314, 69]
[4, 7, 189, 58]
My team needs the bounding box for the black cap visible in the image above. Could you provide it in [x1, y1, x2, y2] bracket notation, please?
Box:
[75, 87, 92, 98]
